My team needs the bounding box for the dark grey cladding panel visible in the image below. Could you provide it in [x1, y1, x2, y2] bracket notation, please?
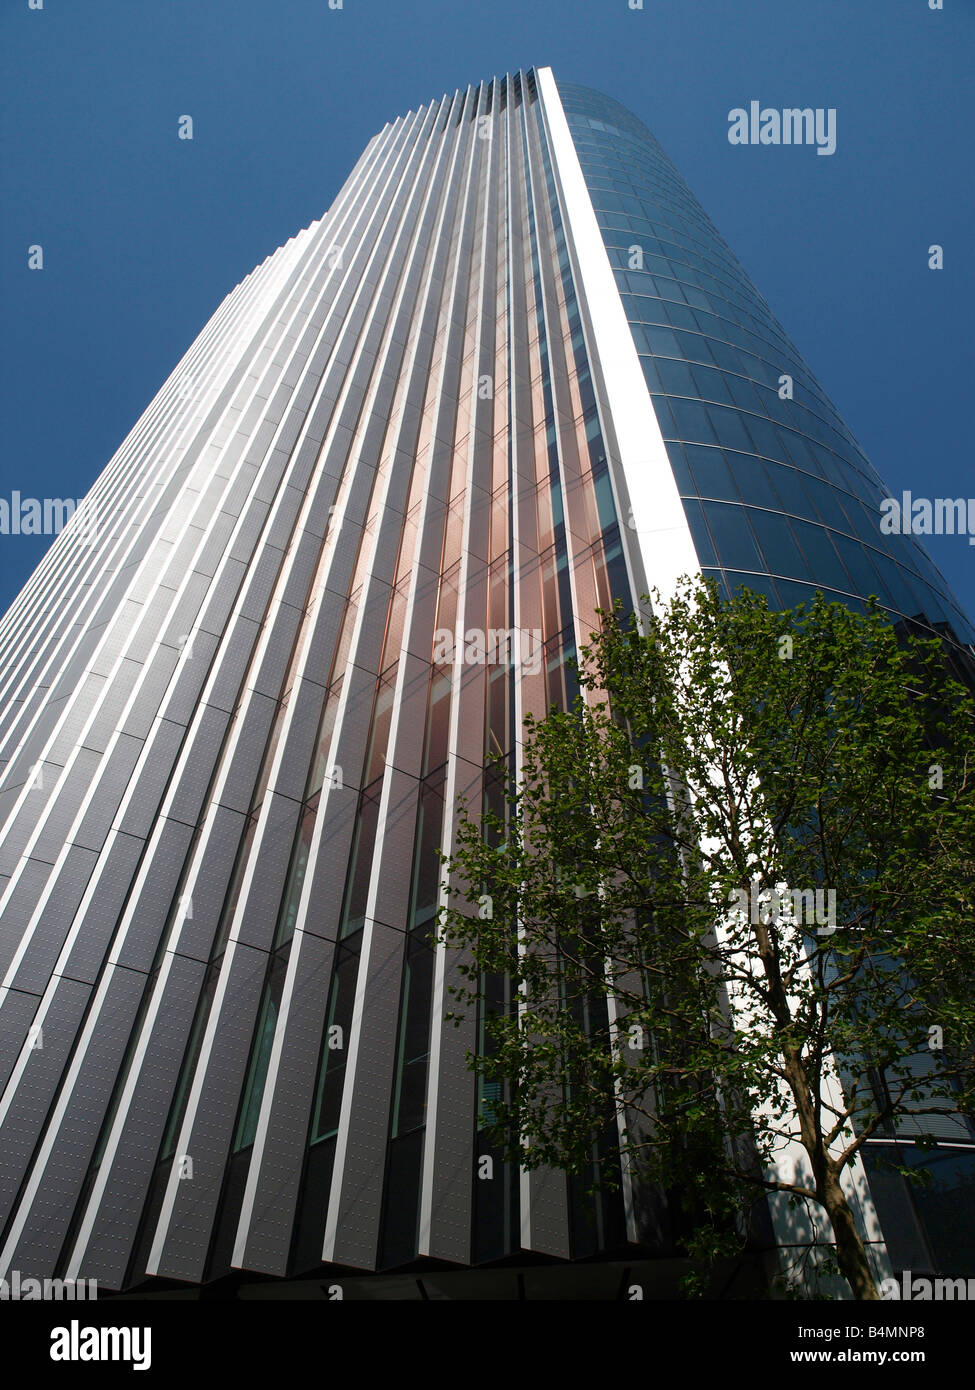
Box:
[249, 604, 303, 700]
[466, 485, 492, 566]
[322, 518, 364, 598]
[290, 489, 325, 542]
[65, 664, 141, 757]
[0, 696, 30, 756]
[216, 692, 276, 815]
[355, 579, 393, 675]
[227, 501, 272, 564]
[157, 571, 212, 652]
[0, 781, 34, 843]
[0, 974, 91, 1224]
[233, 793, 302, 950]
[59, 830, 146, 984]
[6, 845, 98, 995]
[189, 510, 238, 578]
[71, 733, 145, 854]
[73, 952, 207, 1290]
[42, 673, 106, 760]
[425, 948, 477, 1264]
[124, 585, 188, 666]
[111, 817, 196, 974]
[4, 964, 147, 1277]
[216, 464, 265, 520]
[115, 719, 185, 841]
[238, 545, 287, 625]
[263, 490, 307, 555]
[237, 928, 336, 1275]
[160, 629, 220, 727]
[329, 664, 378, 794]
[329, 919, 405, 1269]
[273, 678, 325, 805]
[150, 939, 268, 1283]
[300, 783, 357, 942]
[254, 452, 291, 507]
[196, 556, 248, 638]
[0, 855, 53, 958]
[237, 394, 277, 444]
[203, 616, 261, 713]
[246, 415, 280, 464]
[17, 746, 102, 868]
[524, 1169, 571, 1263]
[403, 563, 441, 662]
[81, 602, 142, 680]
[368, 768, 418, 933]
[276, 530, 325, 613]
[162, 703, 231, 828]
[389, 654, 432, 783]
[171, 805, 246, 963]
[0, 987, 41, 1098]
[119, 646, 181, 740]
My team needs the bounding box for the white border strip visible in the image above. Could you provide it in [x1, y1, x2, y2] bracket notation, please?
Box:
[536, 67, 699, 608]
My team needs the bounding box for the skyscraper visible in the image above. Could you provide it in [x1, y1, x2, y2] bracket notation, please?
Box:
[0, 67, 970, 1298]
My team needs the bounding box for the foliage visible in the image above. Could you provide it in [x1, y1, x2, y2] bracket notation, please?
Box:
[438, 577, 975, 1299]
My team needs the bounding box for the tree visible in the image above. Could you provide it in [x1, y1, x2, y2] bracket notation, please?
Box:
[438, 576, 975, 1299]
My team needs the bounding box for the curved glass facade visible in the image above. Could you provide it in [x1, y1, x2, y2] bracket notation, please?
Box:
[558, 80, 974, 650]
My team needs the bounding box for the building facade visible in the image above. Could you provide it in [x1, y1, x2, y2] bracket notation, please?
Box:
[0, 67, 971, 1297]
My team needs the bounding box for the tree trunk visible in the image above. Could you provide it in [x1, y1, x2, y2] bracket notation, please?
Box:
[821, 1168, 879, 1300]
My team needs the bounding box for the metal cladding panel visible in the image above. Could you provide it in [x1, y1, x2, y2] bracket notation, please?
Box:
[0, 987, 41, 1097]
[250, 604, 304, 700]
[0, 974, 91, 1229]
[69, 953, 208, 1289]
[71, 733, 145, 853]
[6, 845, 98, 996]
[327, 918, 405, 1270]
[235, 928, 336, 1275]
[162, 633, 221, 727]
[273, 678, 326, 805]
[28, 747, 104, 867]
[0, 858, 53, 978]
[202, 616, 261, 713]
[195, 559, 248, 639]
[149, 939, 268, 1282]
[1, 965, 147, 1276]
[299, 785, 358, 943]
[232, 794, 302, 950]
[115, 720, 186, 840]
[43, 673, 108, 760]
[163, 704, 232, 828]
[422, 942, 477, 1263]
[216, 693, 277, 815]
[170, 806, 246, 962]
[110, 818, 196, 974]
[59, 830, 146, 984]
[368, 768, 419, 933]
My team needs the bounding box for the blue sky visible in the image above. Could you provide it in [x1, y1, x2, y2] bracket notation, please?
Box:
[1, 0, 972, 619]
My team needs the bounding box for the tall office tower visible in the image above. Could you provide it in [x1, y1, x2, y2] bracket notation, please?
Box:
[0, 67, 971, 1298]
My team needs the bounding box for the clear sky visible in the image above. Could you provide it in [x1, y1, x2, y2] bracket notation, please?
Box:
[1, 0, 972, 620]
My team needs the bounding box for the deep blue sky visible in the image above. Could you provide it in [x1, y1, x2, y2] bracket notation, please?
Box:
[2, 0, 972, 619]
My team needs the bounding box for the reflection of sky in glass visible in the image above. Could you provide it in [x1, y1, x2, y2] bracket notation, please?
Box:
[559, 81, 973, 649]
